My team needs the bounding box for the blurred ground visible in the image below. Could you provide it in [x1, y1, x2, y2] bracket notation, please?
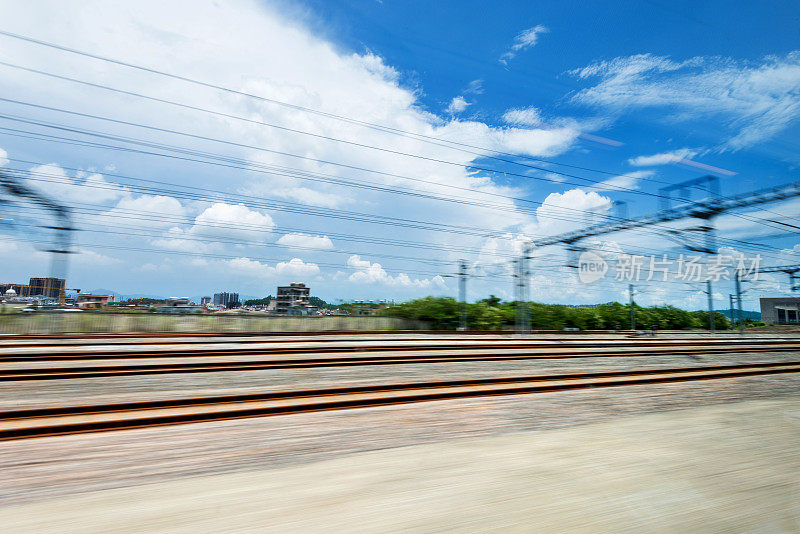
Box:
[3, 396, 800, 532]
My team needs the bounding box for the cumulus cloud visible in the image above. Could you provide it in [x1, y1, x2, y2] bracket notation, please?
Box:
[224, 256, 273, 278]
[26, 163, 126, 204]
[151, 202, 275, 251]
[276, 257, 320, 276]
[192, 203, 275, 239]
[445, 96, 470, 114]
[221, 256, 319, 278]
[0, 1, 584, 299]
[525, 188, 612, 236]
[0, 148, 8, 166]
[276, 233, 334, 250]
[570, 52, 800, 150]
[500, 25, 549, 65]
[346, 254, 446, 288]
[97, 194, 186, 229]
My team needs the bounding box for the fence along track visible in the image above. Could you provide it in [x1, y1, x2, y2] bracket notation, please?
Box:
[2, 361, 799, 441]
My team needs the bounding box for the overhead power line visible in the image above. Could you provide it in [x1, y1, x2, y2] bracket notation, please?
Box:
[0, 29, 632, 176]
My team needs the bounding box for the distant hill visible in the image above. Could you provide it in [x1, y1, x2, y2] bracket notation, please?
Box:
[83, 288, 121, 295]
[719, 309, 761, 321]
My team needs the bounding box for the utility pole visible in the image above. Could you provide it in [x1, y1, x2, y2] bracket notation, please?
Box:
[729, 294, 736, 329]
[514, 253, 530, 336]
[521, 246, 530, 335]
[513, 259, 520, 332]
[458, 260, 467, 331]
[706, 280, 715, 333]
[735, 269, 744, 335]
[628, 284, 636, 331]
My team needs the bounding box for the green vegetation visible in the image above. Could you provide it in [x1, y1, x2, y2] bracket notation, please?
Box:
[114, 298, 166, 305]
[244, 296, 274, 306]
[309, 296, 339, 310]
[378, 295, 733, 331]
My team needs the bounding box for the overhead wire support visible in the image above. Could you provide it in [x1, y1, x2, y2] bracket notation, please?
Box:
[735, 269, 745, 336]
[458, 260, 468, 331]
[705, 280, 715, 333]
[0, 169, 74, 302]
[513, 250, 531, 336]
[530, 179, 800, 249]
[629, 284, 636, 331]
[759, 263, 800, 291]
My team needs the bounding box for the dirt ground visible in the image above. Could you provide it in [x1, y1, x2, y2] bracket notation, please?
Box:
[2, 396, 799, 533]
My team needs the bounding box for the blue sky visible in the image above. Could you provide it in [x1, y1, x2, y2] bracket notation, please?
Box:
[1, 0, 799, 308]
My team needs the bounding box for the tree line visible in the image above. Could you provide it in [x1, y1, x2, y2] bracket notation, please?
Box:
[378, 296, 738, 331]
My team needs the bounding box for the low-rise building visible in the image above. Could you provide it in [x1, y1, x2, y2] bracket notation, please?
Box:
[276, 283, 311, 315]
[760, 297, 800, 324]
[77, 294, 113, 309]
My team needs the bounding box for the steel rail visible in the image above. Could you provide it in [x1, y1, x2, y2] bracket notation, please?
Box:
[2, 361, 799, 441]
[0, 329, 772, 343]
[2, 343, 800, 381]
[3, 339, 800, 362]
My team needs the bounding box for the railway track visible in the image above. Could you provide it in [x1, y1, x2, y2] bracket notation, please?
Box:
[3, 341, 800, 381]
[1, 329, 765, 342]
[1, 338, 799, 381]
[2, 361, 799, 441]
[3, 338, 800, 361]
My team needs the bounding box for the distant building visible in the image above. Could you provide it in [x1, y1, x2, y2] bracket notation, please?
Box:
[213, 292, 240, 308]
[351, 299, 389, 316]
[77, 294, 113, 309]
[200, 296, 211, 306]
[155, 297, 204, 314]
[0, 283, 26, 297]
[760, 297, 800, 324]
[276, 283, 316, 315]
[2, 287, 19, 300]
[28, 277, 66, 299]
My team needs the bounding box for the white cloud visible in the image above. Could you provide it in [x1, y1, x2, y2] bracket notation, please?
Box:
[192, 203, 274, 239]
[276, 233, 334, 250]
[151, 202, 275, 251]
[26, 163, 126, 203]
[524, 188, 612, 236]
[589, 170, 655, 192]
[544, 172, 567, 183]
[500, 25, 549, 65]
[502, 106, 543, 126]
[224, 256, 274, 278]
[72, 249, 120, 266]
[346, 254, 446, 288]
[97, 194, 186, 229]
[628, 148, 698, 167]
[276, 257, 320, 277]
[464, 79, 484, 95]
[445, 96, 470, 114]
[571, 52, 800, 150]
[0, 1, 586, 300]
[0, 148, 8, 166]
[220, 256, 319, 279]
